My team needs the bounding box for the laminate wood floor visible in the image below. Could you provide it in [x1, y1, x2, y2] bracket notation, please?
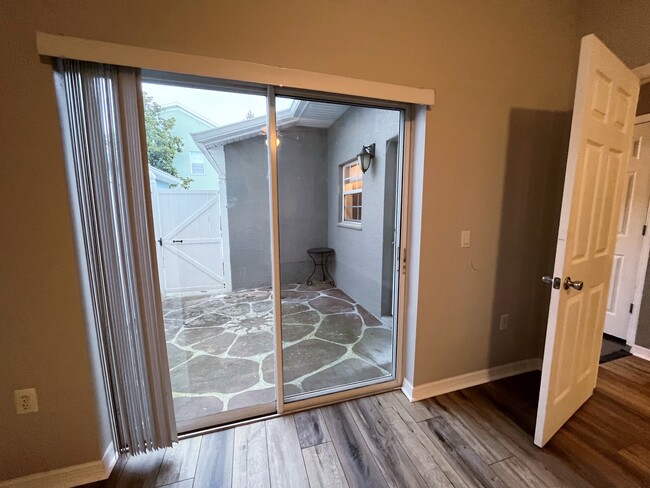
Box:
[82, 356, 650, 487]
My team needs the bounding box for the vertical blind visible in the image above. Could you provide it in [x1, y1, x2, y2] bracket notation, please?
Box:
[56, 59, 176, 454]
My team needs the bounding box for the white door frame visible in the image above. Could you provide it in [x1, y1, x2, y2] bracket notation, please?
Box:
[626, 113, 650, 346]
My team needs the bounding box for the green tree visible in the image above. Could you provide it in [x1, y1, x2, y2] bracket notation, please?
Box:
[143, 93, 192, 189]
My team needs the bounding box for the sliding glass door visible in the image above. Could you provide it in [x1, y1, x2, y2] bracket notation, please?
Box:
[141, 73, 407, 431]
[274, 95, 404, 402]
[142, 78, 287, 431]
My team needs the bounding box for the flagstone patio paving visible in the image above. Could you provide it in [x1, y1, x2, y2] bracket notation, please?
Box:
[164, 283, 393, 423]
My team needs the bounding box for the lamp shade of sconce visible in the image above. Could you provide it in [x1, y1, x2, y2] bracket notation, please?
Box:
[357, 143, 375, 173]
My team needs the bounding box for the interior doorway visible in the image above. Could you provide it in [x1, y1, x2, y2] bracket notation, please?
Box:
[604, 117, 650, 341]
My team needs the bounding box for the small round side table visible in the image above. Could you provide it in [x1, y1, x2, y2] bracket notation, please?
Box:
[306, 247, 335, 286]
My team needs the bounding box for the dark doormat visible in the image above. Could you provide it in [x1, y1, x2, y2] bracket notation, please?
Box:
[599, 349, 632, 364]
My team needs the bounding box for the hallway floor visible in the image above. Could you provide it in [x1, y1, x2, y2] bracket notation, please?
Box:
[163, 283, 393, 423]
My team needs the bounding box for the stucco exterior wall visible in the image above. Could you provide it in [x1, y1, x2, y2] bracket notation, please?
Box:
[326, 107, 401, 318]
[222, 126, 328, 290]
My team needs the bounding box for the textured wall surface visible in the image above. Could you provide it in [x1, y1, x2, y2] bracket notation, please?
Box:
[326, 107, 400, 318]
[223, 127, 328, 289]
[0, 0, 582, 480]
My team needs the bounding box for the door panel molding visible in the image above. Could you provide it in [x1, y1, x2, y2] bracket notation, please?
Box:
[535, 34, 640, 447]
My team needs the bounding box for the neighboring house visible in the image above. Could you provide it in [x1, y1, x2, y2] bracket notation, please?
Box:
[159, 103, 219, 190]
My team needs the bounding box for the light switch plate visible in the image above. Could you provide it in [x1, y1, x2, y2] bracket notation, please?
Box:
[461, 230, 471, 248]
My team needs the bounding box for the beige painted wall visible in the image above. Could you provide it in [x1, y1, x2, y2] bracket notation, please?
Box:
[0, 0, 581, 479]
[578, 0, 650, 68]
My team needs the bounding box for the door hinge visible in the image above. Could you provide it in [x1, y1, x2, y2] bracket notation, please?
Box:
[630, 303, 634, 314]
[643, 225, 647, 236]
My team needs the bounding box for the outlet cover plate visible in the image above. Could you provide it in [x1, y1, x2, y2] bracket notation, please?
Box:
[14, 388, 38, 415]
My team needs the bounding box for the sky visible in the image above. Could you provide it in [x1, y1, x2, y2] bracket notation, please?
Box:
[142, 82, 293, 127]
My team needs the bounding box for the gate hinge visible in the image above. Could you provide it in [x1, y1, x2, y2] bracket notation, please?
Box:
[643, 225, 647, 236]
[630, 303, 634, 314]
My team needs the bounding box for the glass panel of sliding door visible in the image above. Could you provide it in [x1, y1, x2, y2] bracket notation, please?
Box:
[142, 77, 283, 431]
[275, 95, 403, 401]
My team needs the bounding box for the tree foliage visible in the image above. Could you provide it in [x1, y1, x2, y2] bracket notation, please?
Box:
[143, 94, 192, 189]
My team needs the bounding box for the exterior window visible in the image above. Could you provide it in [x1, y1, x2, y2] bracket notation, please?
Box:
[342, 161, 362, 224]
[190, 151, 206, 175]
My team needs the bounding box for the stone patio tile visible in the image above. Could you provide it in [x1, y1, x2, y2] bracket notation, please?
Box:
[352, 328, 393, 370]
[280, 290, 320, 302]
[164, 305, 207, 321]
[281, 302, 310, 315]
[170, 356, 260, 395]
[301, 359, 386, 393]
[175, 327, 226, 347]
[228, 315, 272, 332]
[296, 283, 335, 292]
[185, 312, 231, 328]
[282, 339, 346, 382]
[357, 304, 383, 326]
[228, 331, 274, 357]
[261, 353, 275, 384]
[315, 313, 362, 344]
[224, 289, 271, 304]
[282, 310, 320, 326]
[228, 388, 276, 410]
[283, 384, 303, 396]
[166, 343, 194, 369]
[282, 324, 314, 343]
[193, 331, 237, 355]
[164, 319, 185, 339]
[308, 296, 355, 314]
[252, 301, 273, 314]
[173, 396, 223, 421]
[323, 289, 355, 303]
[218, 302, 252, 316]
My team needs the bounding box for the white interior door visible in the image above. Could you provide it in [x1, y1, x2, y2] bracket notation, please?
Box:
[604, 121, 650, 339]
[535, 34, 639, 447]
[158, 190, 228, 294]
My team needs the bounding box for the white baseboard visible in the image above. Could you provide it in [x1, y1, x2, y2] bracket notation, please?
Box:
[0, 442, 116, 488]
[401, 377, 415, 401]
[404, 358, 542, 402]
[631, 344, 650, 361]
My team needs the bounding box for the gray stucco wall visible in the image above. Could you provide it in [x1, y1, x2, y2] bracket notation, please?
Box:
[222, 127, 328, 290]
[223, 137, 272, 289]
[278, 127, 329, 283]
[327, 107, 401, 318]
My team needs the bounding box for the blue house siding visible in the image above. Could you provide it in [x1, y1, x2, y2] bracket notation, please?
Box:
[161, 105, 219, 190]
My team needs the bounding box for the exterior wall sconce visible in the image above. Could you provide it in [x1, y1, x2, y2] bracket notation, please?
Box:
[357, 143, 375, 173]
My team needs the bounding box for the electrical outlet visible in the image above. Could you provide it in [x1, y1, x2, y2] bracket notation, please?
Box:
[499, 314, 509, 331]
[14, 388, 38, 415]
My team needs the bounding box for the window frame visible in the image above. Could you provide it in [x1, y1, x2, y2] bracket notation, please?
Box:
[189, 150, 206, 175]
[340, 159, 363, 228]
